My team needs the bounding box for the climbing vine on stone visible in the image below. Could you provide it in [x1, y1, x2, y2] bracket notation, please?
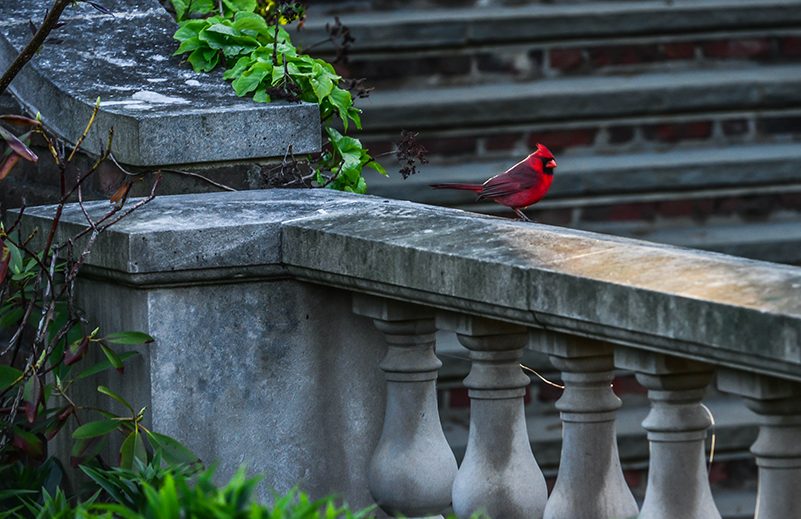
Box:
[169, 0, 386, 193]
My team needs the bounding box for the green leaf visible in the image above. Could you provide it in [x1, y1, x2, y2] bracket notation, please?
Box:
[173, 19, 209, 42]
[221, 0, 257, 14]
[224, 56, 253, 80]
[6, 240, 22, 275]
[187, 0, 216, 17]
[72, 419, 120, 440]
[253, 88, 271, 103]
[103, 331, 155, 345]
[119, 429, 147, 469]
[232, 62, 271, 96]
[76, 351, 138, 380]
[146, 431, 199, 465]
[366, 160, 387, 176]
[0, 365, 22, 392]
[310, 74, 334, 103]
[174, 36, 203, 55]
[188, 48, 220, 72]
[99, 343, 124, 374]
[328, 87, 353, 129]
[170, 0, 189, 21]
[0, 306, 23, 330]
[232, 11, 271, 39]
[354, 176, 368, 194]
[98, 385, 134, 413]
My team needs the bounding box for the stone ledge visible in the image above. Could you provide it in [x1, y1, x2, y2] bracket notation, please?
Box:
[12, 189, 801, 381]
[0, 0, 321, 166]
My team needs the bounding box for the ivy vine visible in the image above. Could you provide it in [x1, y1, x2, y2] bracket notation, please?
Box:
[169, 0, 386, 193]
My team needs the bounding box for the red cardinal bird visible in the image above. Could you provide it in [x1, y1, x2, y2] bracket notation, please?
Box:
[431, 143, 557, 221]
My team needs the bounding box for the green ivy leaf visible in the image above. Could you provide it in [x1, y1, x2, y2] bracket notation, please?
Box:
[187, 0, 216, 18]
[366, 160, 387, 176]
[232, 62, 272, 96]
[310, 74, 334, 104]
[231, 11, 272, 39]
[224, 56, 253, 80]
[253, 88, 271, 103]
[222, 0, 257, 15]
[170, 0, 189, 21]
[173, 19, 209, 42]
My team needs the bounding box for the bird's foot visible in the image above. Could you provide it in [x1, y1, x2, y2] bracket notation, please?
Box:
[514, 209, 533, 222]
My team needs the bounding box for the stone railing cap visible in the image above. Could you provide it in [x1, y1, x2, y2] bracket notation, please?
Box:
[13, 189, 801, 381]
[0, 0, 321, 166]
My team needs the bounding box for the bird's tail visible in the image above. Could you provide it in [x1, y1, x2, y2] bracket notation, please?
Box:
[430, 183, 483, 192]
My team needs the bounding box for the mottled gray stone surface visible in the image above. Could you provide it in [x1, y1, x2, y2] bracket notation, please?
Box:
[0, 0, 320, 165]
[68, 275, 386, 506]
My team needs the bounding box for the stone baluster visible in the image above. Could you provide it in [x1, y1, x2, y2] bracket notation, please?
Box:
[531, 332, 638, 519]
[616, 350, 720, 519]
[352, 294, 457, 518]
[438, 314, 547, 519]
[717, 370, 801, 519]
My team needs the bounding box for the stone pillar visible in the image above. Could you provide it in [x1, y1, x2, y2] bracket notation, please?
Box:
[616, 350, 720, 519]
[718, 370, 801, 519]
[353, 294, 457, 519]
[438, 314, 547, 519]
[532, 332, 638, 519]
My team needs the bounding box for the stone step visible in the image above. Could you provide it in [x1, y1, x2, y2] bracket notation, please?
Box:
[357, 64, 801, 133]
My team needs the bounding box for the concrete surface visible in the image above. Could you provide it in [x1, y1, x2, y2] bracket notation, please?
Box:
[16, 189, 801, 381]
[0, 0, 321, 165]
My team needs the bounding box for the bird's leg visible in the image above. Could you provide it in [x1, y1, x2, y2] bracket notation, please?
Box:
[514, 208, 532, 222]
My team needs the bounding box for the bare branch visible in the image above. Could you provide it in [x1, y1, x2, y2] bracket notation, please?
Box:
[0, 0, 73, 96]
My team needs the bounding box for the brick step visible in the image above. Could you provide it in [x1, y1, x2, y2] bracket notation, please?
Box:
[356, 65, 801, 136]
[362, 108, 801, 161]
[302, 0, 801, 87]
[302, 0, 801, 55]
[328, 28, 801, 89]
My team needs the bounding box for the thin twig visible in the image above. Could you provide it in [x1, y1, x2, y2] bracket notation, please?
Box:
[67, 98, 101, 163]
[0, 0, 72, 96]
[160, 168, 236, 192]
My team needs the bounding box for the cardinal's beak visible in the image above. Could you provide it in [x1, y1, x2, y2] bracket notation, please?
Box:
[546, 159, 557, 169]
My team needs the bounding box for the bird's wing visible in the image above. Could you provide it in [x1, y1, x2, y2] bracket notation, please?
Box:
[478, 161, 540, 200]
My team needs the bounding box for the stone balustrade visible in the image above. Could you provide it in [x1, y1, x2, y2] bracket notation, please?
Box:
[13, 189, 801, 518]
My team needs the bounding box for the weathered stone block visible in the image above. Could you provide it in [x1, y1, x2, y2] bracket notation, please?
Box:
[0, 0, 321, 166]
